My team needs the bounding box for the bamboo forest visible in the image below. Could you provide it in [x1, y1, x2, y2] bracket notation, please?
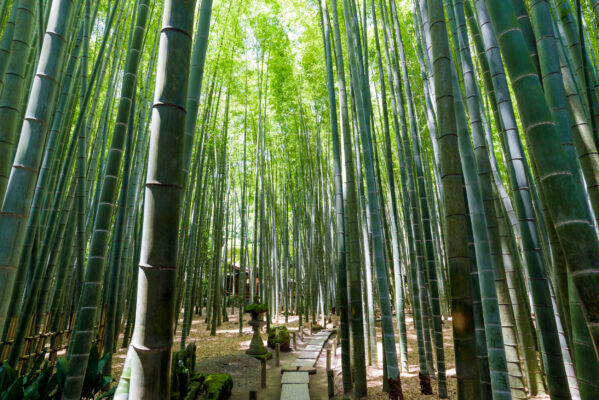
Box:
[4, 0, 599, 398]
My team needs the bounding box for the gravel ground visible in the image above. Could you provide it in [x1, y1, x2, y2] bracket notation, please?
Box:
[111, 309, 549, 400]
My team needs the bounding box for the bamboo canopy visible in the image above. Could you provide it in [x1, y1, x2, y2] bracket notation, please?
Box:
[1, 0, 599, 399]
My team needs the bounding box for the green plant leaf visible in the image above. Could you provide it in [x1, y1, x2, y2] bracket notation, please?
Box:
[0, 363, 18, 392]
[25, 352, 46, 382]
[56, 357, 68, 389]
[82, 345, 100, 397]
[97, 385, 116, 399]
[0, 377, 24, 400]
[96, 352, 111, 376]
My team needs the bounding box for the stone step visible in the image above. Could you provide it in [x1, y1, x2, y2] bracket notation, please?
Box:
[280, 330, 337, 399]
[304, 345, 321, 351]
[281, 366, 317, 375]
[291, 358, 317, 367]
[298, 351, 320, 359]
[281, 383, 310, 400]
[281, 371, 310, 385]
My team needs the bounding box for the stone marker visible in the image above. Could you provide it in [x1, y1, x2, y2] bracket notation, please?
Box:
[327, 370, 334, 398]
[275, 343, 281, 366]
[261, 358, 267, 388]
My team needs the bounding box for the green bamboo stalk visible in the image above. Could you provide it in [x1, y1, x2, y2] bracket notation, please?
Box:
[0, 0, 19, 94]
[103, 94, 135, 372]
[318, 0, 354, 383]
[377, 0, 410, 370]
[0, 0, 75, 333]
[371, 0, 400, 372]
[553, 9, 599, 234]
[329, 0, 353, 390]
[426, 1, 480, 397]
[391, 3, 447, 392]
[451, 1, 527, 396]
[342, 0, 401, 395]
[182, 0, 213, 181]
[466, 5, 547, 392]
[116, 0, 194, 395]
[473, 2, 573, 398]
[484, 0, 599, 371]
[61, 0, 149, 396]
[0, 0, 37, 201]
[452, 59, 511, 399]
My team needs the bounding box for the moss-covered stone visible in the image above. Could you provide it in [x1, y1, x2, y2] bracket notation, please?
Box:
[246, 326, 269, 356]
[184, 380, 204, 400]
[267, 325, 290, 351]
[200, 373, 233, 400]
[244, 303, 268, 316]
[245, 303, 269, 357]
[250, 351, 272, 360]
[170, 344, 233, 399]
[172, 344, 197, 399]
[173, 343, 196, 371]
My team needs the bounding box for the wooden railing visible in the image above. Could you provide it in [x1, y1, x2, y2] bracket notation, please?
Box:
[0, 306, 107, 374]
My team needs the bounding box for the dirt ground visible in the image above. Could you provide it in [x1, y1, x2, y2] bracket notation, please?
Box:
[111, 308, 548, 399]
[111, 308, 463, 399]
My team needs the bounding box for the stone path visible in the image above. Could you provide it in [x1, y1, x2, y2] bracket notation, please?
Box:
[280, 330, 334, 400]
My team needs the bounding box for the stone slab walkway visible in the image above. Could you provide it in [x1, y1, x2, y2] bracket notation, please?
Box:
[279, 330, 335, 400]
